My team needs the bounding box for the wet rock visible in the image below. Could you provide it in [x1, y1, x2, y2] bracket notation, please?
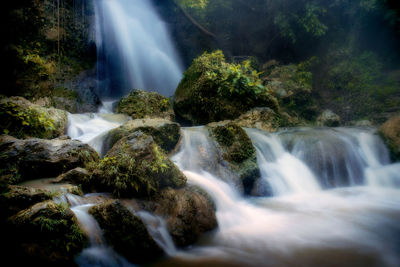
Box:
[0, 135, 99, 183]
[317, 110, 341, 127]
[233, 107, 280, 132]
[89, 131, 186, 198]
[149, 187, 217, 247]
[89, 200, 163, 263]
[379, 115, 400, 160]
[6, 200, 86, 265]
[116, 89, 174, 120]
[208, 122, 260, 194]
[54, 167, 90, 186]
[102, 118, 181, 154]
[0, 96, 68, 139]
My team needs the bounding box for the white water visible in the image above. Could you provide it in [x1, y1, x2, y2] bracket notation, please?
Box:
[94, 0, 183, 97]
[170, 127, 400, 267]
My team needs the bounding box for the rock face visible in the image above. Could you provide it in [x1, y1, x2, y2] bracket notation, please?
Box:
[6, 200, 86, 265]
[317, 110, 341, 127]
[173, 50, 279, 125]
[89, 200, 163, 263]
[90, 131, 186, 198]
[0, 96, 68, 139]
[379, 115, 400, 160]
[149, 187, 217, 247]
[103, 118, 181, 154]
[208, 122, 260, 194]
[0, 135, 99, 183]
[116, 89, 175, 120]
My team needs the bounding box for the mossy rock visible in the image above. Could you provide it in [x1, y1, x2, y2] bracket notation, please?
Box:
[89, 200, 163, 263]
[208, 122, 260, 194]
[0, 135, 99, 184]
[89, 131, 186, 198]
[116, 89, 174, 120]
[233, 107, 281, 132]
[316, 110, 341, 127]
[379, 115, 400, 161]
[6, 200, 87, 265]
[0, 96, 68, 139]
[174, 50, 279, 125]
[102, 118, 181, 155]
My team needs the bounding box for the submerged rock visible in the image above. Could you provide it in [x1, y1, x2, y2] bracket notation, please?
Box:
[379, 115, 400, 160]
[317, 110, 341, 127]
[102, 118, 181, 154]
[208, 122, 260, 194]
[89, 131, 186, 198]
[148, 187, 217, 247]
[89, 200, 163, 263]
[173, 51, 279, 125]
[6, 200, 86, 265]
[116, 89, 174, 120]
[0, 96, 68, 139]
[0, 135, 99, 184]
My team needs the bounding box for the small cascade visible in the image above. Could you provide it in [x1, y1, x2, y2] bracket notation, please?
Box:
[67, 101, 130, 154]
[94, 0, 183, 97]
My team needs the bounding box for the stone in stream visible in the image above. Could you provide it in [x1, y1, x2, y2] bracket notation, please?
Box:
[88, 131, 186, 198]
[116, 89, 175, 121]
[89, 200, 164, 263]
[379, 114, 400, 160]
[207, 122, 260, 195]
[316, 109, 341, 127]
[0, 135, 99, 184]
[4, 200, 87, 266]
[102, 118, 181, 155]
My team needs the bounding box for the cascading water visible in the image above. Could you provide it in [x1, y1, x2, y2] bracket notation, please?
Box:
[94, 0, 184, 98]
[170, 126, 400, 267]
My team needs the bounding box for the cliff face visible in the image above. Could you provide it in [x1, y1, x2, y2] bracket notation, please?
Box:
[1, 0, 96, 102]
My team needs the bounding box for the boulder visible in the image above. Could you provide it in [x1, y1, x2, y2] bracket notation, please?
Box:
[116, 89, 174, 120]
[317, 110, 341, 127]
[102, 118, 181, 155]
[207, 122, 260, 194]
[233, 107, 280, 132]
[53, 167, 90, 186]
[379, 115, 400, 160]
[89, 131, 186, 198]
[6, 200, 86, 265]
[173, 50, 279, 125]
[149, 187, 217, 247]
[0, 135, 99, 184]
[89, 200, 163, 263]
[0, 96, 68, 139]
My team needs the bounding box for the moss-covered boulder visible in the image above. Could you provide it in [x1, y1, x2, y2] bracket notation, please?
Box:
[233, 107, 281, 132]
[116, 89, 174, 120]
[89, 200, 163, 263]
[262, 60, 318, 122]
[89, 131, 186, 198]
[379, 115, 400, 160]
[0, 97, 68, 139]
[207, 122, 260, 194]
[102, 118, 181, 155]
[149, 187, 217, 247]
[316, 110, 341, 127]
[174, 50, 279, 125]
[6, 200, 86, 265]
[0, 135, 99, 184]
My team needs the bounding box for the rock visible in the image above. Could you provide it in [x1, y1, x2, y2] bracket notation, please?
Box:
[317, 110, 341, 127]
[53, 167, 90, 186]
[208, 122, 260, 194]
[379, 115, 400, 160]
[89, 200, 163, 263]
[89, 131, 186, 198]
[102, 118, 181, 155]
[233, 107, 280, 132]
[0, 135, 99, 183]
[0, 96, 68, 139]
[6, 200, 86, 265]
[150, 187, 217, 247]
[116, 89, 174, 120]
[173, 50, 279, 125]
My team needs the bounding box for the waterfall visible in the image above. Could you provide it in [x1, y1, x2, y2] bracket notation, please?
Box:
[171, 127, 400, 267]
[94, 0, 183, 98]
